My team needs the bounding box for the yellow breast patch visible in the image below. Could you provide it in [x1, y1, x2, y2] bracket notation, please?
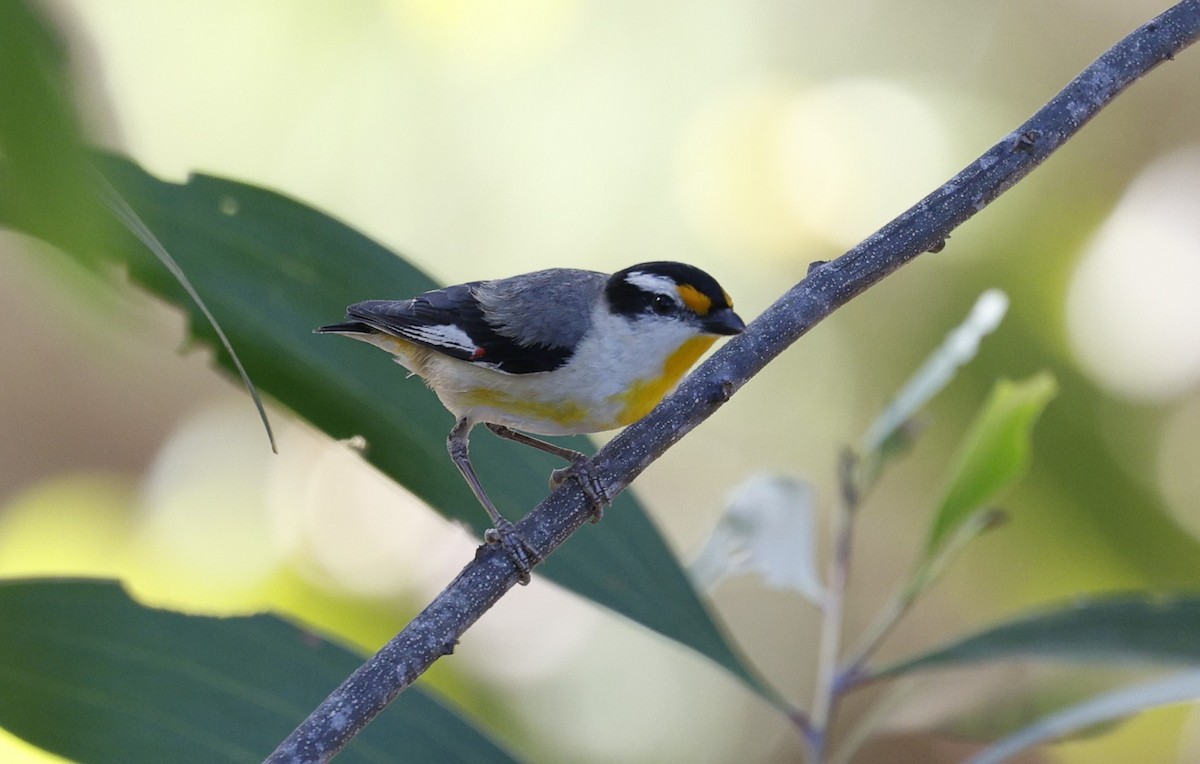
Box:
[613, 335, 717, 426]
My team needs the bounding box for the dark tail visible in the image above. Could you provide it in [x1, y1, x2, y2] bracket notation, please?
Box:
[314, 321, 377, 335]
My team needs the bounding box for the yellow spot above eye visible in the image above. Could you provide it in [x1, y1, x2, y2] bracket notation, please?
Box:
[677, 284, 714, 316]
[615, 335, 717, 426]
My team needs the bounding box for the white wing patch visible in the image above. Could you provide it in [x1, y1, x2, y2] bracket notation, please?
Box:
[624, 271, 678, 298]
[401, 323, 480, 355]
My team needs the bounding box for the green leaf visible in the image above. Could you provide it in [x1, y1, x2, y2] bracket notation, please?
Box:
[0, 154, 764, 703]
[0, 0, 105, 256]
[923, 373, 1057, 558]
[0, 578, 517, 763]
[877, 594, 1200, 678]
[968, 668, 1200, 764]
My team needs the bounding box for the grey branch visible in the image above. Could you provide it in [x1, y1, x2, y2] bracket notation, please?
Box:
[264, 3, 1200, 762]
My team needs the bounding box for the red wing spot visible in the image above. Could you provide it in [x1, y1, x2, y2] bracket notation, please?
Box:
[470, 347, 487, 360]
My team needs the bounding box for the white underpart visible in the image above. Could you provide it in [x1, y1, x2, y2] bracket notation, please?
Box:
[623, 271, 680, 302]
[416, 302, 702, 435]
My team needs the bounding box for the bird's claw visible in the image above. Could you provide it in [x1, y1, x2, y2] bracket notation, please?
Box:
[483, 518, 540, 585]
[550, 457, 610, 524]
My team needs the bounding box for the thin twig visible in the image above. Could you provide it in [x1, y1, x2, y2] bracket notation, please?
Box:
[265, 4, 1200, 761]
[807, 452, 863, 760]
[95, 173, 277, 453]
[838, 508, 1008, 692]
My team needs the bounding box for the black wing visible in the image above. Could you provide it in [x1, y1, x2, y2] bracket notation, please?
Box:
[323, 283, 573, 374]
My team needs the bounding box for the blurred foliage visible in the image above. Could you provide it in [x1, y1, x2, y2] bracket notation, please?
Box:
[881, 594, 1200, 677]
[924, 373, 1057, 560]
[970, 669, 1200, 764]
[0, 1, 102, 256]
[1, 1, 1199, 763]
[0, 579, 517, 763]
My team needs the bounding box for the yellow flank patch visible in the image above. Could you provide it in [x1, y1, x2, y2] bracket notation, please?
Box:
[614, 335, 717, 426]
[464, 388, 589, 427]
[676, 284, 713, 316]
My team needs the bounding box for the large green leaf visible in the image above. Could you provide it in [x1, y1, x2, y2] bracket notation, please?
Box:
[0, 579, 516, 763]
[0, 155, 759, 698]
[878, 594, 1200, 678]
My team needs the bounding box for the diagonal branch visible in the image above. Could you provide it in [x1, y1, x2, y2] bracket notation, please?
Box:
[265, 3, 1200, 762]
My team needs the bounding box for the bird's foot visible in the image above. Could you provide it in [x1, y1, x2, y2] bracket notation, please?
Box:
[550, 456, 611, 524]
[483, 518, 541, 585]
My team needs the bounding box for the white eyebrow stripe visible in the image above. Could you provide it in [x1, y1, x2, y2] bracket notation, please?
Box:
[624, 271, 679, 297]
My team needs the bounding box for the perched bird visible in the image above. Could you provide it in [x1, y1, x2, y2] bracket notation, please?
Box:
[318, 261, 745, 580]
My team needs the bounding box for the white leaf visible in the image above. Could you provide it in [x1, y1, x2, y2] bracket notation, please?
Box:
[689, 474, 824, 603]
[861, 289, 1009, 455]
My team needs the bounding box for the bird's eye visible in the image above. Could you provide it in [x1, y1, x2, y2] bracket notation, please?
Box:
[651, 294, 676, 315]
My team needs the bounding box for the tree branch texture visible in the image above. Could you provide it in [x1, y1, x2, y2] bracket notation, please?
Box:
[265, 3, 1200, 761]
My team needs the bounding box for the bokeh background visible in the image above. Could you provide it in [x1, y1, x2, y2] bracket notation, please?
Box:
[2, 1, 1199, 761]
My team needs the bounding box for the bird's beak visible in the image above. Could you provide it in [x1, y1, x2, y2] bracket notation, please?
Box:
[700, 307, 746, 336]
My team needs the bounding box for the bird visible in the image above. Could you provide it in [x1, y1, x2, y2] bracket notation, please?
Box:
[318, 261, 745, 581]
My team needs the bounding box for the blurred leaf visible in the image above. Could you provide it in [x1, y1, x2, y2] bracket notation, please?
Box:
[967, 668, 1200, 764]
[921, 666, 1135, 743]
[923, 373, 1057, 559]
[100, 177, 279, 452]
[878, 594, 1200, 678]
[908, 507, 1007, 598]
[834, 666, 1134, 764]
[690, 474, 824, 603]
[843, 373, 1050, 679]
[0, 154, 767, 704]
[0, 2, 274, 451]
[859, 289, 1009, 468]
[0, 579, 517, 763]
[0, 0, 103, 255]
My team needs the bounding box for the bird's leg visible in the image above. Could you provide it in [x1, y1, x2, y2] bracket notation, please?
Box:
[448, 418, 539, 584]
[485, 423, 611, 524]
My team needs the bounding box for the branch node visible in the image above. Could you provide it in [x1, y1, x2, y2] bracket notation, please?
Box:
[1013, 129, 1039, 152]
[715, 377, 736, 403]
